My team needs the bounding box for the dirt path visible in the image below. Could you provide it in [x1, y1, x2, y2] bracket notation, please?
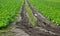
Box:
[0, 0, 60, 36]
[13, 0, 60, 36]
[16, 0, 60, 36]
[15, 0, 60, 36]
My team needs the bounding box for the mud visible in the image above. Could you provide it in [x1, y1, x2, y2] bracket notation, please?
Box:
[0, 0, 60, 36]
[16, 0, 60, 36]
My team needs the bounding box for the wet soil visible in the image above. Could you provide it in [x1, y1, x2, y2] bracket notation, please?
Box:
[0, 0, 60, 36]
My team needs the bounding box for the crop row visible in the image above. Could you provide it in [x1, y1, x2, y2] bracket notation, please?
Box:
[0, 0, 23, 28]
[28, 0, 60, 25]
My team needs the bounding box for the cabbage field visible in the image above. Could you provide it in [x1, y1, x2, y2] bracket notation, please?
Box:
[0, 0, 23, 28]
[28, 0, 60, 25]
[0, 0, 60, 36]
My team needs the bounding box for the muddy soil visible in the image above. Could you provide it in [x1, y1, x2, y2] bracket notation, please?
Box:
[0, 0, 60, 36]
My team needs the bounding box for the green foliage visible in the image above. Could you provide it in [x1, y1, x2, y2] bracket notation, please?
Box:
[0, 0, 23, 28]
[29, 0, 60, 25]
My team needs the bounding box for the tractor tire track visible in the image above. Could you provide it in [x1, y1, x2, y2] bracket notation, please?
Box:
[26, 0, 60, 36]
[9, 0, 60, 36]
[9, 1, 30, 36]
